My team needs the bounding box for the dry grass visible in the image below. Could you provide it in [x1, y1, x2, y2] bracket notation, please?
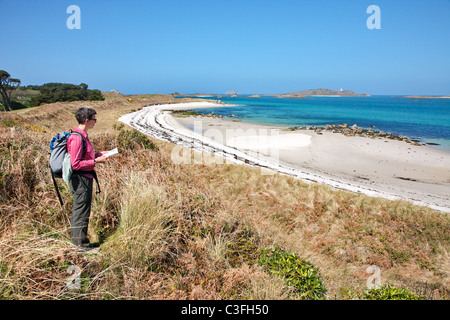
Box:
[0, 94, 449, 300]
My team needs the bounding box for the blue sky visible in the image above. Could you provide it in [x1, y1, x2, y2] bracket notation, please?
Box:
[1, 0, 449, 95]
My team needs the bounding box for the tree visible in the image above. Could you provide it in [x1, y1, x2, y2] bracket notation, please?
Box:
[0, 70, 21, 111]
[87, 89, 103, 101]
[30, 82, 104, 107]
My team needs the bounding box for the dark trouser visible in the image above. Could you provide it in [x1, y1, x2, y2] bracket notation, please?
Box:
[69, 174, 93, 247]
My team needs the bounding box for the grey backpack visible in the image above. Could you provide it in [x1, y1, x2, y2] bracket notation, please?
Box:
[49, 131, 85, 178]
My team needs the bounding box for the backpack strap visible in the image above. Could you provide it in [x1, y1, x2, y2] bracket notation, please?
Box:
[69, 131, 87, 158]
[52, 171, 64, 206]
[92, 170, 101, 195]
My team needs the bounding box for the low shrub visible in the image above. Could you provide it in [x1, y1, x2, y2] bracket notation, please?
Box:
[117, 129, 158, 151]
[363, 283, 422, 300]
[257, 246, 327, 300]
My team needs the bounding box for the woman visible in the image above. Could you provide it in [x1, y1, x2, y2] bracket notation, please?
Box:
[67, 107, 108, 249]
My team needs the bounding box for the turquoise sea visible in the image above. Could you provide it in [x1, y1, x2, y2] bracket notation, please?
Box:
[186, 95, 450, 153]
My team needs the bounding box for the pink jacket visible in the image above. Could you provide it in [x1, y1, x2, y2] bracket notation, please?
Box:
[67, 127, 102, 179]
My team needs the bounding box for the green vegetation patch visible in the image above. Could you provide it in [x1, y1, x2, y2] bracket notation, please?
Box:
[117, 128, 158, 151]
[257, 246, 327, 300]
[363, 283, 422, 300]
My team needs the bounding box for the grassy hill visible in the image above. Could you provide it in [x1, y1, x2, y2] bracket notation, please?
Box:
[0, 94, 448, 300]
[9, 87, 41, 108]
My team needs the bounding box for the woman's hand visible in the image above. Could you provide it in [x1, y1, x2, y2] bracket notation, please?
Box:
[95, 155, 108, 164]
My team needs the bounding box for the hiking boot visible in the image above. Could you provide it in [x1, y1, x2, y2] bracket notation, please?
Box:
[81, 242, 100, 249]
[72, 242, 100, 254]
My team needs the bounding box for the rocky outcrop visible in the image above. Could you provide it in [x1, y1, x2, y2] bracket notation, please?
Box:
[290, 124, 424, 146]
[171, 109, 242, 120]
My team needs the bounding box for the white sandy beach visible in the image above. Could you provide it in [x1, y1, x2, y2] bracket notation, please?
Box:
[119, 102, 450, 213]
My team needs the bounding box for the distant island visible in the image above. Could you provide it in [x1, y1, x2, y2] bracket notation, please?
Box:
[171, 90, 241, 98]
[402, 95, 450, 99]
[273, 88, 370, 98]
[170, 89, 370, 99]
[171, 92, 223, 98]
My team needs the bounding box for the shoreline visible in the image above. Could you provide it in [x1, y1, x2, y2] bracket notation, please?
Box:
[118, 102, 450, 213]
